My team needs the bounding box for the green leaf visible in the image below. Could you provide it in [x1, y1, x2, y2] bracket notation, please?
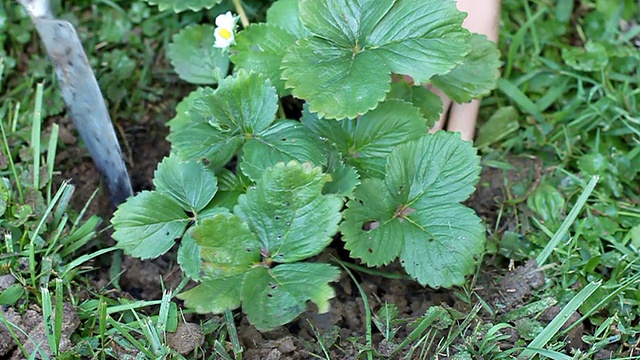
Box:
[198, 205, 232, 221]
[266, 0, 307, 38]
[235, 162, 342, 263]
[168, 87, 215, 132]
[191, 214, 261, 280]
[177, 231, 202, 281]
[431, 34, 502, 103]
[169, 121, 243, 168]
[282, 39, 388, 120]
[178, 274, 245, 313]
[399, 203, 484, 286]
[241, 263, 340, 331]
[167, 25, 230, 84]
[386, 132, 480, 206]
[240, 120, 328, 181]
[232, 24, 297, 94]
[340, 179, 403, 266]
[323, 148, 361, 197]
[0, 284, 24, 306]
[342, 132, 484, 287]
[177, 213, 261, 313]
[208, 169, 247, 210]
[144, 0, 222, 12]
[282, 0, 469, 119]
[527, 184, 565, 223]
[0, 179, 8, 217]
[475, 106, 520, 148]
[112, 191, 190, 259]
[561, 41, 609, 72]
[153, 154, 218, 212]
[168, 71, 279, 167]
[387, 82, 443, 128]
[302, 100, 428, 179]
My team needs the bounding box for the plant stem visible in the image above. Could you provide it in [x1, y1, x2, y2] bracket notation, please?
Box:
[232, 0, 249, 28]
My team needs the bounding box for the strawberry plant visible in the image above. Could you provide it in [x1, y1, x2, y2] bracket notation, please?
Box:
[112, 0, 500, 330]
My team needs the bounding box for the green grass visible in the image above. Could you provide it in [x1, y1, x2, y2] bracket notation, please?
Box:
[1, 0, 640, 358]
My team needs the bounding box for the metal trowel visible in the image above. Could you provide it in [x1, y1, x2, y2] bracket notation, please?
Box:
[17, 0, 133, 207]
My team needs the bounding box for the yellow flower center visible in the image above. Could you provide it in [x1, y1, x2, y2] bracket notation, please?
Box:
[219, 28, 232, 40]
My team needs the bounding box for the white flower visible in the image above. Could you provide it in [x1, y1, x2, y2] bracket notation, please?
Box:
[213, 11, 238, 49]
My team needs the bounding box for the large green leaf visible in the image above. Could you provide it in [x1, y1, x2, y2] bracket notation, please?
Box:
[177, 214, 261, 313]
[111, 154, 221, 259]
[232, 24, 297, 94]
[177, 232, 201, 281]
[266, 0, 307, 38]
[399, 203, 484, 286]
[112, 191, 190, 259]
[169, 121, 243, 168]
[168, 71, 279, 167]
[235, 161, 342, 263]
[341, 132, 484, 288]
[240, 120, 328, 181]
[231, 0, 308, 94]
[431, 34, 502, 103]
[241, 263, 340, 331]
[208, 71, 279, 135]
[144, 0, 222, 12]
[178, 274, 245, 313]
[153, 154, 218, 213]
[167, 25, 229, 84]
[191, 214, 261, 280]
[282, 0, 469, 119]
[385, 131, 480, 206]
[302, 100, 428, 179]
[340, 179, 402, 266]
[168, 87, 215, 132]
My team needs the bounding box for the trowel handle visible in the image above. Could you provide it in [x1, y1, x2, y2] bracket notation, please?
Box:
[17, 0, 52, 19]
[17, 0, 134, 207]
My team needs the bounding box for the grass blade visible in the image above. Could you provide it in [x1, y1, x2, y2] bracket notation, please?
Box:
[519, 281, 601, 359]
[224, 309, 242, 360]
[536, 175, 599, 266]
[46, 123, 59, 204]
[41, 287, 57, 355]
[30, 83, 43, 189]
[497, 78, 545, 122]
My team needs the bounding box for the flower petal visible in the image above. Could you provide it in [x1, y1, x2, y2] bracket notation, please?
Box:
[216, 11, 237, 28]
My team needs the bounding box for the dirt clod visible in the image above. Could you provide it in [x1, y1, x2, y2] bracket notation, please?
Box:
[245, 336, 303, 360]
[239, 326, 264, 349]
[496, 259, 545, 310]
[0, 274, 15, 290]
[166, 322, 204, 355]
[120, 255, 182, 299]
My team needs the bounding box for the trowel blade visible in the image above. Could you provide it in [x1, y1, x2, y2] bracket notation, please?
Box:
[18, 0, 133, 207]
